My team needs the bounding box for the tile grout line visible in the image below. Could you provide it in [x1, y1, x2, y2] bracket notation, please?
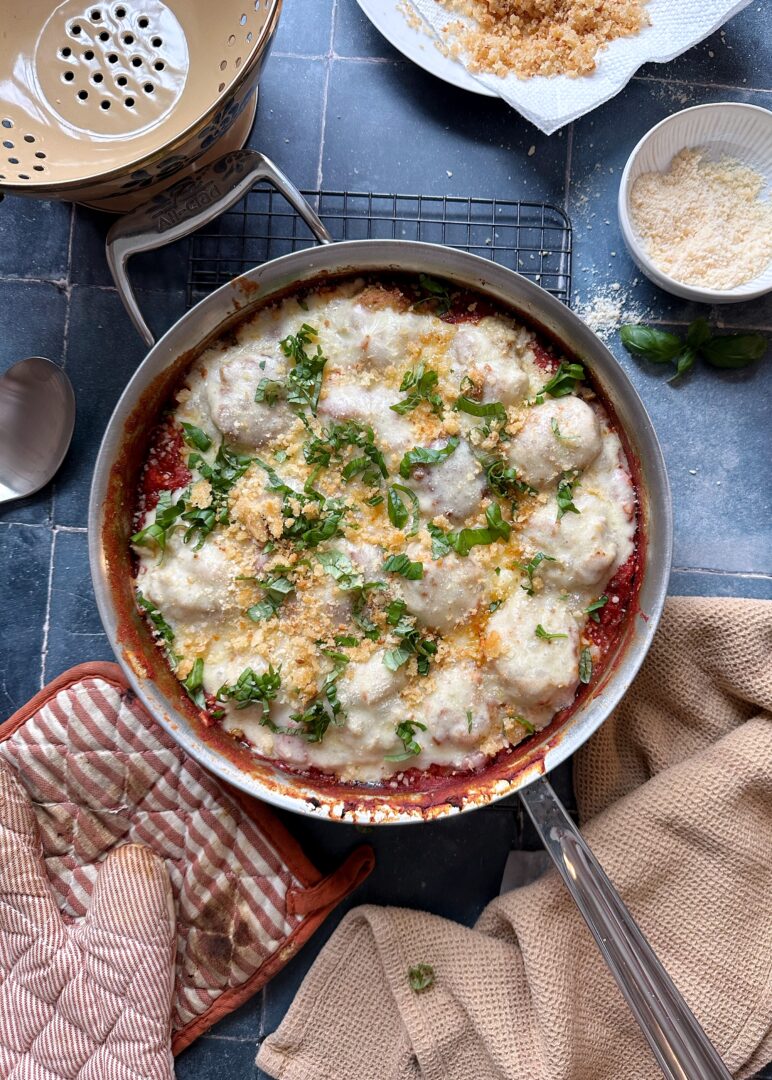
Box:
[38, 529, 58, 690]
[671, 567, 772, 581]
[314, 0, 337, 190]
[632, 72, 772, 95]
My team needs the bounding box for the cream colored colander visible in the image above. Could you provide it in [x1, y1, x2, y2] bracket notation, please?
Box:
[0, 0, 280, 208]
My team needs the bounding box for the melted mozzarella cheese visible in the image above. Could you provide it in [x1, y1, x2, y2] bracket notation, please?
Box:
[134, 277, 638, 784]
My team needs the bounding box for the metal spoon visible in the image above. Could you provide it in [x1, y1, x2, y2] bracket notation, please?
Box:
[0, 357, 75, 505]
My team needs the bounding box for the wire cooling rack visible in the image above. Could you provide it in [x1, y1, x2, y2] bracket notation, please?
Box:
[186, 186, 572, 306]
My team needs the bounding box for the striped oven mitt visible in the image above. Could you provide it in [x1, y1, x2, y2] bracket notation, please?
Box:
[0, 663, 374, 1069]
[0, 757, 176, 1079]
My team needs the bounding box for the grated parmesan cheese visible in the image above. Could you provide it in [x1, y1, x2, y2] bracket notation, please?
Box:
[630, 147, 772, 290]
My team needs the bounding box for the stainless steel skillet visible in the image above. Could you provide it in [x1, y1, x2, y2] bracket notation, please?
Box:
[89, 151, 730, 1079]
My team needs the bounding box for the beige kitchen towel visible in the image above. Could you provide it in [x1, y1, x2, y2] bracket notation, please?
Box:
[257, 596, 772, 1080]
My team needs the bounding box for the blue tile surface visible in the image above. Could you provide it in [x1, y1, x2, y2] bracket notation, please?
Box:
[0, 0, 770, 1075]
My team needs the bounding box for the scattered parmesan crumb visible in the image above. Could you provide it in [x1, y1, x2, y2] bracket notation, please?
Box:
[528, 145, 536, 156]
[630, 147, 772, 290]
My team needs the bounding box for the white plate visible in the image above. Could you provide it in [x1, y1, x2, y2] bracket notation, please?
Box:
[355, 0, 496, 98]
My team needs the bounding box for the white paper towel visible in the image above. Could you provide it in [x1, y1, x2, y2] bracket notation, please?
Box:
[406, 0, 753, 134]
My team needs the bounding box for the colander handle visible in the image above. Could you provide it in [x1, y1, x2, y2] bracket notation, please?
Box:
[105, 150, 333, 347]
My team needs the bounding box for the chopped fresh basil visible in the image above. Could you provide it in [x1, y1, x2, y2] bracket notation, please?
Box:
[131, 489, 187, 552]
[550, 417, 577, 444]
[136, 591, 180, 665]
[535, 624, 568, 642]
[556, 474, 580, 520]
[399, 437, 460, 479]
[585, 595, 608, 622]
[408, 963, 436, 993]
[454, 395, 507, 422]
[466, 709, 473, 733]
[579, 647, 593, 684]
[517, 551, 556, 595]
[246, 572, 295, 622]
[539, 362, 585, 399]
[412, 273, 452, 316]
[289, 662, 348, 742]
[318, 550, 363, 591]
[216, 664, 281, 721]
[387, 483, 420, 536]
[254, 378, 284, 405]
[488, 599, 502, 613]
[181, 422, 212, 452]
[254, 458, 350, 549]
[383, 612, 438, 676]
[513, 714, 535, 735]
[386, 719, 428, 760]
[183, 443, 253, 549]
[181, 658, 206, 710]
[391, 363, 444, 417]
[430, 502, 511, 558]
[279, 323, 327, 414]
[383, 553, 424, 580]
[387, 598, 407, 626]
[483, 457, 537, 501]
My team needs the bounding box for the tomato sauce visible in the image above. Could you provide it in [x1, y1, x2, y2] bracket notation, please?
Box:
[140, 421, 191, 510]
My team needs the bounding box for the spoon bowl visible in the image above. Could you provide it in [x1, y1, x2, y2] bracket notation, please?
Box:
[0, 357, 75, 505]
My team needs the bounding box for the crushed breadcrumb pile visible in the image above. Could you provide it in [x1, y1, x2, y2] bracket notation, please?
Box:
[630, 147, 772, 290]
[430, 0, 649, 79]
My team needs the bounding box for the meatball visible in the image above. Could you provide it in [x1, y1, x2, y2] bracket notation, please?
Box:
[448, 324, 529, 405]
[318, 383, 414, 457]
[398, 544, 485, 633]
[486, 589, 579, 710]
[409, 437, 484, 522]
[519, 493, 621, 590]
[206, 351, 293, 449]
[506, 396, 602, 488]
[136, 527, 247, 623]
[423, 662, 490, 748]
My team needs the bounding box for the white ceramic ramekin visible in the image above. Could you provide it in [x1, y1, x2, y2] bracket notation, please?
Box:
[618, 102, 772, 304]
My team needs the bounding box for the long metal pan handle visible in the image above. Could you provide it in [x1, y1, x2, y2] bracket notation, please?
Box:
[105, 150, 333, 347]
[520, 775, 732, 1080]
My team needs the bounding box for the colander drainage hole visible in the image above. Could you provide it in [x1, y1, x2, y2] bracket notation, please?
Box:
[23, 134, 34, 142]
[2, 141, 13, 149]
[99, 31, 110, 41]
[131, 56, 142, 67]
[123, 32, 134, 44]
[78, 90, 89, 100]
[34, 165, 44, 171]
[115, 5, 126, 16]
[154, 60, 164, 70]
[138, 17, 149, 28]
[101, 100, 110, 109]
[93, 72, 104, 82]
[84, 49, 95, 59]
[152, 36, 162, 46]
[125, 96, 135, 107]
[61, 46, 72, 57]
[35, 151, 46, 159]
[91, 8, 102, 19]
[19, 173, 30, 179]
[240, 13, 247, 25]
[71, 23, 82, 34]
[108, 53, 118, 62]
[117, 75, 128, 85]
[8, 157, 19, 164]
[1, 120, 12, 129]
[144, 82, 153, 92]
[64, 71, 75, 81]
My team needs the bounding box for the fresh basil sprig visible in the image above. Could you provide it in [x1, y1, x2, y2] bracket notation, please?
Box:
[620, 319, 766, 381]
[216, 664, 282, 721]
[391, 363, 444, 417]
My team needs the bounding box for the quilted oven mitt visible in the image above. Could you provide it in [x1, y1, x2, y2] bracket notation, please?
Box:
[0, 756, 176, 1080]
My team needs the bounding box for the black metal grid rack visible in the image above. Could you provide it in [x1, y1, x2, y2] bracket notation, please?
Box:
[186, 186, 572, 306]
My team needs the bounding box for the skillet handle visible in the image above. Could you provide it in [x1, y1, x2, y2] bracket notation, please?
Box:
[105, 150, 333, 347]
[519, 776, 732, 1080]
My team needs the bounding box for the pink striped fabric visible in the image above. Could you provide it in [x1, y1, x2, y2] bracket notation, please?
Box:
[0, 676, 307, 1039]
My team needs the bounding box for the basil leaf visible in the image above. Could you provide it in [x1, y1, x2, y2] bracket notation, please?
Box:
[539, 362, 585, 398]
[387, 484, 420, 536]
[255, 378, 284, 405]
[551, 417, 577, 444]
[686, 318, 711, 350]
[454, 396, 507, 422]
[131, 489, 187, 552]
[579, 647, 593, 684]
[535, 623, 568, 642]
[700, 333, 767, 369]
[280, 324, 327, 414]
[181, 423, 212, 452]
[182, 658, 206, 710]
[383, 553, 424, 580]
[136, 590, 180, 666]
[387, 598, 407, 626]
[408, 963, 435, 993]
[399, 437, 460, 479]
[517, 551, 556, 595]
[556, 474, 580, 520]
[246, 574, 295, 622]
[585, 595, 608, 622]
[483, 457, 537, 500]
[620, 325, 683, 364]
[668, 348, 697, 381]
[385, 719, 428, 759]
[391, 363, 444, 417]
[412, 274, 451, 316]
[435, 502, 511, 558]
[317, 550, 363, 591]
[216, 664, 282, 721]
[427, 522, 452, 559]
